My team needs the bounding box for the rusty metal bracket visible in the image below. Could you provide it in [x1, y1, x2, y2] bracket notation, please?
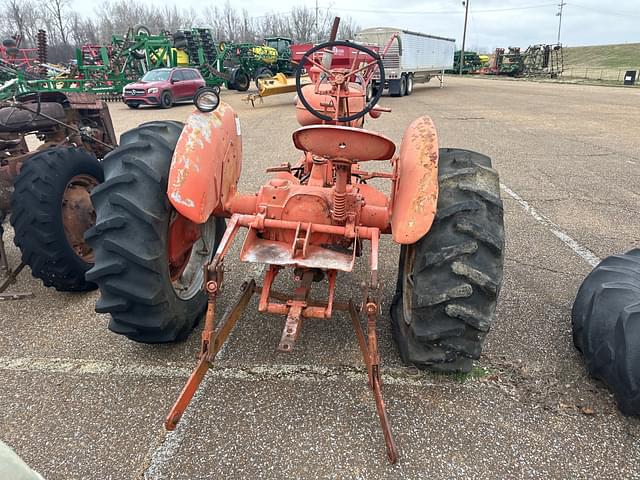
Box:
[0, 261, 33, 301]
[0, 230, 32, 300]
[165, 279, 256, 430]
[348, 300, 398, 464]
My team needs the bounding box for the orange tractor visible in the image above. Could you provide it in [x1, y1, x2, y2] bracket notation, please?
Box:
[87, 38, 505, 462]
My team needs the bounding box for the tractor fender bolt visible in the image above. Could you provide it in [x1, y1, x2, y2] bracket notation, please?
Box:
[206, 281, 218, 293]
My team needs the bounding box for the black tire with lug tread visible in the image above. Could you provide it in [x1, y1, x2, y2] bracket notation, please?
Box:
[571, 249, 640, 414]
[160, 91, 172, 109]
[391, 148, 505, 373]
[10, 147, 103, 291]
[85, 121, 226, 343]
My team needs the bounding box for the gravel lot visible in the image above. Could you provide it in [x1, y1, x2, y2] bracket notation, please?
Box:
[1, 76, 639, 479]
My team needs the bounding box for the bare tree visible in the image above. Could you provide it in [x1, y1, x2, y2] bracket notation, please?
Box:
[221, 1, 240, 41]
[290, 6, 317, 42]
[40, 0, 71, 44]
[0, 0, 361, 62]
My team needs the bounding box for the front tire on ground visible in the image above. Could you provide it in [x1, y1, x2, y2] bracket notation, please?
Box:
[571, 249, 640, 414]
[10, 147, 103, 291]
[391, 148, 505, 372]
[405, 74, 414, 95]
[160, 91, 173, 109]
[85, 121, 226, 343]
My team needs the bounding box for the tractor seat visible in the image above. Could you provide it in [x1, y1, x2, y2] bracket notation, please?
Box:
[292, 125, 395, 162]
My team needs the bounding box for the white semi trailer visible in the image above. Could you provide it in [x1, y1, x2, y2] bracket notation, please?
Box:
[356, 27, 456, 97]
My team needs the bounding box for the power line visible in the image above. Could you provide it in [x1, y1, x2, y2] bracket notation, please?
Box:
[320, 3, 558, 15]
[568, 3, 640, 19]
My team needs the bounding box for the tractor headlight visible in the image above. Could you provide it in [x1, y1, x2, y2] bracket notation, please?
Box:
[194, 88, 220, 113]
[147, 87, 158, 94]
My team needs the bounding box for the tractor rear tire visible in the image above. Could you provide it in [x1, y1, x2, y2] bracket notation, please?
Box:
[85, 121, 226, 343]
[391, 148, 505, 373]
[571, 250, 640, 415]
[10, 147, 103, 291]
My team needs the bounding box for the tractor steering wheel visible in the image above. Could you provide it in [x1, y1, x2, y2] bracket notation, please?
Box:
[295, 40, 385, 123]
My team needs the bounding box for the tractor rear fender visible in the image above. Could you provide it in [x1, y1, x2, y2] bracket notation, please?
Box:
[167, 103, 242, 224]
[391, 116, 439, 244]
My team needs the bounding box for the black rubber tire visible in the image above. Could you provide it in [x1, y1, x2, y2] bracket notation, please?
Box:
[131, 50, 146, 60]
[405, 74, 414, 96]
[254, 67, 272, 90]
[133, 24, 151, 37]
[173, 39, 188, 50]
[571, 249, 640, 415]
[10, 147, 103, 291]
[160, 91, 172, 109]
[391, 76, 407, 97]
[231, 69, 250, 92]
[371, 82, 381, 98]
[391, 148, 505, 373]
[85, 121, 226, 343]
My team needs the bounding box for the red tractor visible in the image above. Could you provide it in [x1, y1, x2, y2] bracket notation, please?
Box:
[87, 39, 504, 462]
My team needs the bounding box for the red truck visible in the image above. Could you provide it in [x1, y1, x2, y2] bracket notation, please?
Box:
[123, 67, 205, 109]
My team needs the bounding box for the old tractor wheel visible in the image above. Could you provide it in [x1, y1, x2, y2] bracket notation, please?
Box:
[85, 121, 226, 343]
[10, 147, 103, 291]
[571, 249, 640, 415]
[391, 148, 505, 373]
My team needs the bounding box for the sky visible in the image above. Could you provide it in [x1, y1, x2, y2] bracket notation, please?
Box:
[80, 0, 640, 50]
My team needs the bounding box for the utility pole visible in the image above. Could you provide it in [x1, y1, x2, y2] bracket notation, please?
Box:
[556, 2, 566, 45]
[459, 0, 470, 75]
[315, 0, 319, 42]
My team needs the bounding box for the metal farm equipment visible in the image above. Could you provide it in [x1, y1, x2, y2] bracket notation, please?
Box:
[0, 91, 116, 299]
[87, 32, 505, 462]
